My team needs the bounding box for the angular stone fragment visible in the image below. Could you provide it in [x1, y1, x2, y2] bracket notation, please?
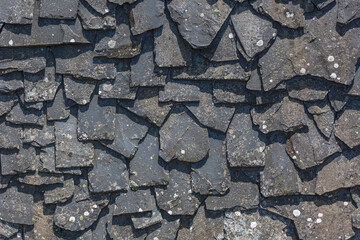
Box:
[47, 87, 70, 121]
[227, 106, 265, 167]
[18, 172, 64, 186]
[0, 0, 34, 24]
[1, 144, 37, 175]
[159, 80, 200, 102]
[329, 85, 349, 112]
[119, 87, 172, 127]
[94, 7, 141, 58]
[107, 215, 147, 240]
[251, 0, 313, 29]
[0, 220, 18, 239]
[0, 72, 24, 93]
[160, 107, 209, 163]
[78, 94, 116, 141]
[130, 128, 169, 187]
[205, 169, 259, 211]
[64, 76, 96, 105]
[130, 0, 164, 35]
[155, 161, 200, 215]
[352, 208, 360, 229]
[109, 0, 136, 5]
[190, 205, 223, 239]
[154, 14, 192, 67]
[18, 91, 44, 111]
[0, 186, 34, 225]
[101, 107, 148, 158]
[312, 0, 334, 9]
[44, 179, 75, 204]
[172, 55, 250, 81]
[186, 84, 235, 133]
[84, 0, 109, 15]
[307, 101, 336, 138]
[54, 46, 116, 80]
[131, 195, 162, 229]
[78, 1, 116, 30]
[0, 94, 16, 117]
[348, 67, 360, 97]
[251, 96, 307, 134]
[145, 217, 180, 240]
[200, 22, 239, 62]
[6, 102, 44, 126]
[74, 176, 91, 202]
[113, 189, 153, 215]
[168, 0, 233, 48]
[316, 150, 360, 195]
[262, 196, 355, 240]
[224, 209, 295, 240]
[334, 100, 360, 148]
[0, 58, 46, 75]
[88, 145, 128, 193]
[191, 133, 230, 195]
[54, 197, 108, 231]
[55, 114, 94, 168]
[286, 117, 340, 169]
[0, 121, 21, 149]
[99, 71, 136, 100]
[23, 123, 55, 147]
[40, 0, 79, 19]
[213, 81, 255, 104]
[337, 0, 360, 24]
[287, 77, 329, 102]
[231, 6, 277, 58]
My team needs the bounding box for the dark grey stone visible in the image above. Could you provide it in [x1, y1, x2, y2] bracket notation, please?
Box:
[213, 81, 255, 104]
[159, 80, 200, 102]
[6, 102, 44, 126]
[145, 217, 180, 240]
[205, 169, 259, 211]
[109, 0, 136, 5]
[23, 124, 55, 147]
[129, 128, 169, 187]
[47, 87, 70, 121]
[247, 68, 262, 91]
[159, 107, 209, 163]
[307, 100, 336, 138]
[226, 106, 265, 167]
[287, 77, 329, 102]
[64, 76, 96, 105]
[0, 121, 22, 149]
[0, 220, 18, 239]
[131, 195, 162, 229]
[167, 0, 234, 48]
[39, 0, 79, 19]
[1, 144, 37, 175]
[0, 57, 46, 75]
[84, 0, 110, 15]
[155, 161, 200, 215]
[107, 215, 147, 240]
[190, 205, 223, 239]
[78, 94, 116, 141]
[337, 0, 360, 25]
[130, 0, 165, 35]
[312, 0, 334, 9]
[0, 72, 24, 93]
[0, 94, 17, 117]
[191, 133, 230, 195]
[99, 71, 137, 100]
[113, 189, 153, 215]
[88, 145, 128, 193]
[0, 0, 35, 24]
[18, 172, 64, 186]
[55, 114, 94, 168]
[101, 107, 148, 158]
[44, 178, 75, 204]
[78, 1, 116, 30]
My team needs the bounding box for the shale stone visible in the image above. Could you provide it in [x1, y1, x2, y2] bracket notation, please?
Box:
[63, 76, 96, 105]
[39, 0, 79, 20]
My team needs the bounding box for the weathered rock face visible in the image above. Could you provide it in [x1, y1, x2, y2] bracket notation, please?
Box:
[0, 0, 359, 239]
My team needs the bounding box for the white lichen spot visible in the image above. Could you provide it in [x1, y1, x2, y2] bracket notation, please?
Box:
[235, 211, 241, 216]
[330, 73, 337, 79]
[153, 237, 159, 240]
[70, 39, 75, 43]
[168, 210, 173, 215]
[344, 201, 349, 206]
[17, 233, 22, 238]
[84, 211, 89, 216]
[256, 40, 264, 47]
[181, 149, 185, 155]
[108, 40, 116, 49]
[139, 208, 143, 212]
[328, 55, 335, 62]
[318, 213, 323, 218]
[262, 125, 267, 130]
[300, 68, 306, 74]
[316, 218, 322, 223]
[69, 216, 76, 222]
[334, 63, 339, 68]
[228, 33, 234, 39]
[307, 218, 312, 222]
[269, 79, 273, 83]
[92, 204, 98, 209]
[286, 12, 294, 18]
[293, 209, 301, 217]
[8, 40, 13, 46]
[250, 221, 257, 228]
[200, 13, 204, 17]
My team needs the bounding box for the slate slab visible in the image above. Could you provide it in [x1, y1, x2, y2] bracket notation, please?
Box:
[47, 87, 70, 121]
[99, 71, 137, 100]
[78, 1, 116, 30]
[18, 172, 64, 186]
[84, 0, 110, 15]
[44, 178, 75, 204]
[0, 121, 22, 149]
[337, 0, 360, 25]
[130, 194, 162, 229]
[39, 0, 79, 19]
[213, 81, 255, 104]
[113, 189, 153, 215]
[145, 217, 180, 240]
[159, 80, 200, 102]
[0, 0, 35, 24]
[287, 77, 329, 102]
[1, 144, 37, 175]
[306, 100, 335, 137]
[190, 205, 223, 240]
[0, 72, 24, 93]
[6, 102, 44, 126]
[64, 76, 96, 105]
[0, 94, 17, 117]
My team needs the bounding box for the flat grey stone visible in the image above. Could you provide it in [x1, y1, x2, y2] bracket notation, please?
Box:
[287, 77, 329, 102]
[0, 94, 17, 117]
[251, 96, 307, 134]
[99, 71, 137, 100]
[334, 100, 360, 148]
[113, 189, 153, 216]
[0, 57, 46, 75]
[1, 144, 37, 175]
[247, 68, 262, 91]
[18, 172, 64, 186]
[286, 116, 340, 169]
[88, 145, 128, 193]
[307, 101, 335, 138]
[131, 194, 162, 229]
[0, 0, 34, 24]
[55, 114, 94, 168]
[101, 107, 148, 158]
[352, 209, 360, 229]
[231, 5, 277, 58]
[84, 0, 110, 15]
[227, 106, 265, 167]
[186, 84, 235, 133]
[155, 161, 200, 215]
[154, 14, 192, 67]
[130, 128, 169, 187]
[0, 121, 22, 149]
[145, 217, 180, 240]
[213, 81, 255, 104]
[18, 91, 44, 110]
[78, 94, 116, 141]
[191, 132, 230, 195]
[329, 85, 349, 112]
[205, 169, 259, 211]
[6, 102, 45, 126]
[109, 0, 136, 5]
[0, 220, 18, 239]
[159, 107, 209, 163]
[78, 1, 116, 30]
[190, 205, 223, 240]
[337, 0, 360, 25]
[64, 76, 96, 105]
[167, 0, 233, 49]
[44, 178, 75, 204]
[159, 80, 200, 102]
[130, 0, 165, 35]
[0, 186, 34, 225]
[312, 0, 334, 9]
[107, 215, 147, 240]
[119, 87, 172, 127]
[348, 67, 360, 97]
[0, 72, 24, 93]
[40, 0, 79, 19]
[47, 87, 70, 121]
[23, 123, 55, 147]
